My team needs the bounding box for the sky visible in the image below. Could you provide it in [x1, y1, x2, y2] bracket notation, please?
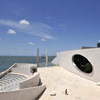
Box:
[0, 0, 100, 56]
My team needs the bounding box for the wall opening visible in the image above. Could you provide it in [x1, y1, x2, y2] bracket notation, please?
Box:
[72, 54, 93, 73]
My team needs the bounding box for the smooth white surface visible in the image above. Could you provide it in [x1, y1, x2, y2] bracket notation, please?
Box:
[0, 85, 46, 100]
[52, 48, 100, 82]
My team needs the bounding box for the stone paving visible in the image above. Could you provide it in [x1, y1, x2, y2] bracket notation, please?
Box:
[38, 66, 100, 100]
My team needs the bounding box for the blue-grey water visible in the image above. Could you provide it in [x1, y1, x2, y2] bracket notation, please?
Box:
[0, 56, 55, 72]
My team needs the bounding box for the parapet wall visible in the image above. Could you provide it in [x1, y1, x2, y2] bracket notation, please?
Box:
[0, 63, 16, 79]
[19, 72, 40, 89]
[0, 85, 46, 100]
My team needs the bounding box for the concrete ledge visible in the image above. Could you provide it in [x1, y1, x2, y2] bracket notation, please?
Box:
[0, 63, 16, 79]
[0, 85, 46, 100]
[19, 72, 40, 89]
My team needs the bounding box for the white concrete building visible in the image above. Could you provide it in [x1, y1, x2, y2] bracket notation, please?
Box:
[52, 48, 100, 82]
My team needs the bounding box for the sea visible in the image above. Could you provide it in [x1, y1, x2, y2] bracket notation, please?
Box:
[0, 56, 55, 72]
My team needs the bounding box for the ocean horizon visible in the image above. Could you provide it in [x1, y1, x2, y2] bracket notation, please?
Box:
[0, 56, 55, 72]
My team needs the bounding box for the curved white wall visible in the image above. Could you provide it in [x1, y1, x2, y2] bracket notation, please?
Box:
[54, 48, 100, 82]
[0, 63, 46, 100]
[0, 63, 16, 78]
[19, 72, 40, 89]
[0, 85, 46, 100]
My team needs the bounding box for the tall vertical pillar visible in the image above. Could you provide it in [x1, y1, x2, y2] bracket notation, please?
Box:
[46, 49, 48, 67]
[37, 48, 39, 67]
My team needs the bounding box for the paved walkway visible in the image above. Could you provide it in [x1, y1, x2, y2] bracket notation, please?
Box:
[38, 66, 100, 100]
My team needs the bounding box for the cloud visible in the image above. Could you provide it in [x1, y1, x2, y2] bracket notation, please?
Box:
[41, 38, 46, 42]
[19, 19, 30, 25]
[0, 19, 55, 40]
[7, 29, 16, 34]
[28, 42, 35, 45]
[59, 24, 66, 28]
